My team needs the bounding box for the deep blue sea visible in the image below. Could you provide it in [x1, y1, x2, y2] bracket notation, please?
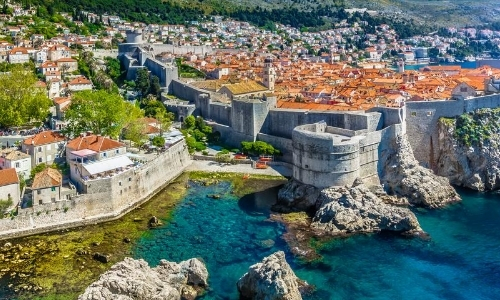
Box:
[133, 182, 500, 300]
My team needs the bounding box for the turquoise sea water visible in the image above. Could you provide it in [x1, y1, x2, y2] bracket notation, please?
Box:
[133, 182, 500, 300]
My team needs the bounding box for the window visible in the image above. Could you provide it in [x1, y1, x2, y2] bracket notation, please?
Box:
[39, 200, 42, 205]
[116, 149, 120, 154]
[51, 198, 55, 202]
[102, 152, 107, 158]
[38, 147, 42, 152]
[119, 181, 122, 186]
[51, 187, 56, 192]
[460, 87, 468, 92]
[411, 112, 417, 116]
[38, 157, 42, 163]
[128, 177, 132, 182]
[427, 111, 433, 116]
[15, 162, 19, 168]
[37, 190, 41, 195]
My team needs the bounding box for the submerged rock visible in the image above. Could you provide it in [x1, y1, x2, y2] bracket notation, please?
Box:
[237, 251, 305, 300]
[311, 179, 422, 235]
[78, 257, 208, 300]
[381, 135, 460, 208]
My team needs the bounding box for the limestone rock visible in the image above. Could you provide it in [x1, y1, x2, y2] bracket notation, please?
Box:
[381, 134, 459, 208]
[237, 251, 304, 300]
[436, 117, 500, 191]
[311, 181, 421, 235]
[78, 257, 208, 300]
[274, 179, 322, 213]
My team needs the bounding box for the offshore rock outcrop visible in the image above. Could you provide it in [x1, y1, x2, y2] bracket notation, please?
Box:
[78, 257, 208, 300]
[436, 113, 500, 191]
[380, 134, 460, 208]
[311, 179, 422, 235]
[237, 251, 306, 300]
[275, 179, 322, 213]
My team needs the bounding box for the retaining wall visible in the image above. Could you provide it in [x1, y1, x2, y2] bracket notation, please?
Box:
[0, 140, 191, 240]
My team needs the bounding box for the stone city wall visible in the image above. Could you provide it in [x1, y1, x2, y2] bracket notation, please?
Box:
[405, 94, 500, 168]
[0, 140, 191, 240]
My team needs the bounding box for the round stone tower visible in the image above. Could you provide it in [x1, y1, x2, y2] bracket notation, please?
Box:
[126, 29, 143, 44]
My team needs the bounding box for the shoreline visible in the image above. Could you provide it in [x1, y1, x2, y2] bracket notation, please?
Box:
[0, 159, 291, 241]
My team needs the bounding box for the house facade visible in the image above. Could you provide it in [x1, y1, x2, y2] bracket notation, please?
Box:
[0, 149, 31, 179]
[8, 47, 30, 64]
[66, 134, 132, 183]
[32, 168, 62, 206]
[0, 168, 20, 204]
[22, 131, 66, 166]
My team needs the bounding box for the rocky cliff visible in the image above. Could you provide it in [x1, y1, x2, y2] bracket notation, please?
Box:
[311, 179, 421, 235]
[380, 134, 460, 208]
[237, 251, 306, 300]
[78, 257, 208, 300]
[436, 110, 500, 191]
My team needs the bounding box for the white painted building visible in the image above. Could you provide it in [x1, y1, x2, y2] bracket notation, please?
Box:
[0, 149, 31, 180]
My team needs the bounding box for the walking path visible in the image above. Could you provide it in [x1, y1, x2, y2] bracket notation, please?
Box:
[185, 160, 292, 177]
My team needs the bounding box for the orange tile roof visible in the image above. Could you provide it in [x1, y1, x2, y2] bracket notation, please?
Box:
[32, 168, 61, 189]
[0, 168, 19, 186]
[67, 135, 124, 152]
[23, 131, 65, 146]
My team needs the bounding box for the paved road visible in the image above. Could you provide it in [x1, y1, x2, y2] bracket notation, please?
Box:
[0, 135, 28, 148]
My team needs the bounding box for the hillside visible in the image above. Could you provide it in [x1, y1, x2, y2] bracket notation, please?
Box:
[33, 0, 499, 29]
[347, 0, 500, 27]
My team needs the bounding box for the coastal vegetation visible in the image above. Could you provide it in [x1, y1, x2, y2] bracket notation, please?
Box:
[440, 108, 500, 147]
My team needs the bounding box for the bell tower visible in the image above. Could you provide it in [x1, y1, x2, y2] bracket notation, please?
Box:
[262, 57, 276, 91]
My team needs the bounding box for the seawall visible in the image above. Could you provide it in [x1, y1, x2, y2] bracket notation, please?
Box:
[0, 140, 192, 240]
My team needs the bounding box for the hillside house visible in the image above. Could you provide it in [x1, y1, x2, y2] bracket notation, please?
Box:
[22, 131, 66, 166]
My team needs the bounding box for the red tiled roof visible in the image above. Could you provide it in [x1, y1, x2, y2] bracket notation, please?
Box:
[23, 131, 65, 146]
[66, 135, 124, 152]
[0, 168, 19, 186]
[32, 168, 62, 189]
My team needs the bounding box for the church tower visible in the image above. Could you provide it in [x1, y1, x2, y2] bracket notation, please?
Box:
[262, 57, 276, 91]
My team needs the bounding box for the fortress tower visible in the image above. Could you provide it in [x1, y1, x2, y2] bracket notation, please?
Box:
[262, 57, 276, 91]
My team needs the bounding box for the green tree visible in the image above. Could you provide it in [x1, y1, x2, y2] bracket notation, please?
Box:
[64, 90, 143, 138]
[0, 196, 13, 216]
[183, 115, 196, 129]
[151, 135, 165, 148]
[150, 75, 161, 98]
[135, 68, 150, 97]
[123, 118, 148, 147]
[0, 65, 52, 127]
[104, 57, 121, 80]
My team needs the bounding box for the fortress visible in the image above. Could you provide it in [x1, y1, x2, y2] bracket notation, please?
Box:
[118, 29, 213, 93]
[165, 60, 500, 188]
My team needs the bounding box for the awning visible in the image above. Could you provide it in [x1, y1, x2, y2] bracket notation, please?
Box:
[83, 156, 134, 175]
[71, 149, 97, 157]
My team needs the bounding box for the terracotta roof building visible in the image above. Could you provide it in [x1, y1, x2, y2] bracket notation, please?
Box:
[0, 168, 20, 204]
[32, 168, 62, 205]
[22, 130, 66, 166]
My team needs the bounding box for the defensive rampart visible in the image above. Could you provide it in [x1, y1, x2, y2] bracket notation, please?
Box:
[405, 94, 500, 168]
[0, 140, 191, 240]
